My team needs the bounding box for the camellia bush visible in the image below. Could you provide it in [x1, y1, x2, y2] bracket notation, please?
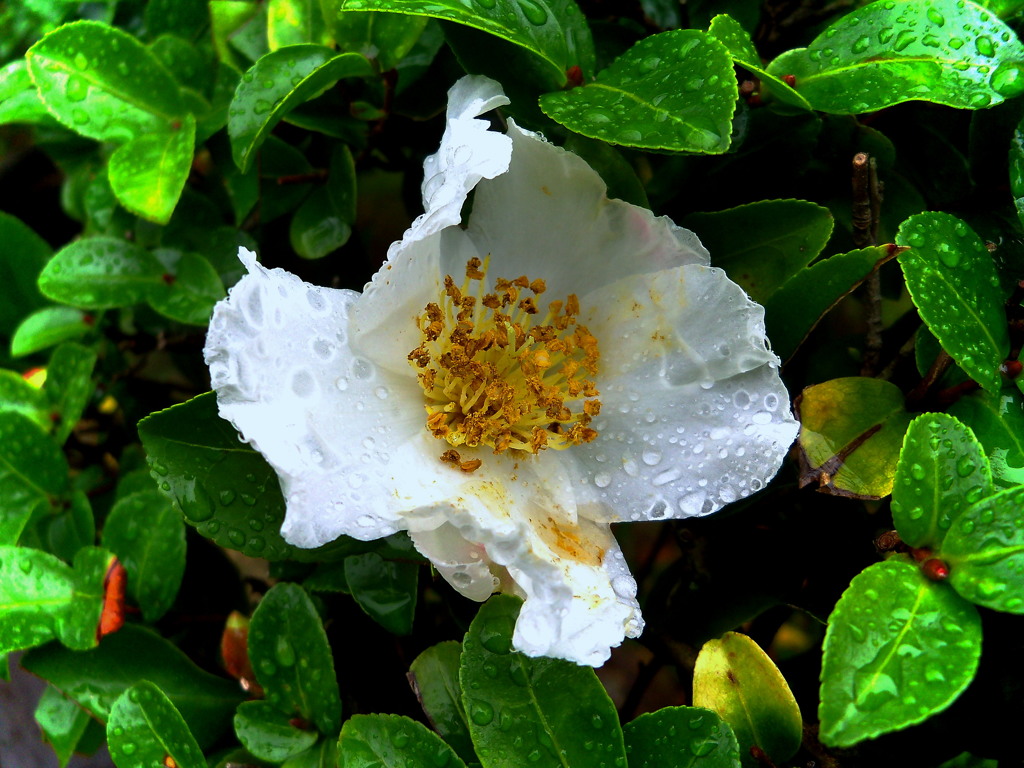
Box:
[3, 0, 1024, 766]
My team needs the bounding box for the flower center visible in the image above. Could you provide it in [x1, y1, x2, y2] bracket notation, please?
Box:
[408, 257, 601, 471]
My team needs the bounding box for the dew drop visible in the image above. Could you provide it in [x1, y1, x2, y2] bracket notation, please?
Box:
[469, 700, 495, 725]
[516, 0, 548, 24]
[976, 35, 995, 56]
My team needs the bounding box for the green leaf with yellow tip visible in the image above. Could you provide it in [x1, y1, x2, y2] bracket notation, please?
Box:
[339, 714, 467, 768]
[796, 377, 914, 499]
[892, 413, 994, 549]
[107, 682, 206, 768]
[692, 632, 801, 767]
[819, 560, 981, 748]
[623, 706, 741, 768]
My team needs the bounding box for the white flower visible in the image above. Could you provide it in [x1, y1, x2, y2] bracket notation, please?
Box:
[204, 76, 799, 667]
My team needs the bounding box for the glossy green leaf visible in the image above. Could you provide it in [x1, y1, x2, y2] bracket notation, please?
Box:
[326, 7, 429, 70]
[692, 632, 801, 767]
[763, 245, 893, 362]
[0, 545, 109, 654]
[707, 14, 811, 111]
[44, 342, 97, 444]
[38, 238, 165, 310]
[338, 0, 595, 81]
[22, 624, 243, 748]
[0, 60, 61, 127]
[897, 212, 1009, 393]
[145, 0, 210, 40]
[0, 211, 50, 337]
[766, 0, 1024, 114]
[289, 186, 352, 259]
[151, 35, 214, 94]
[11, 307, 95, 358]
[229, 45, 373, 172]
[108, 114, 196, 225]
[0, 369, 50, 430]
[26, 20, 186, 142]
[684, 199, 833, 304]
[0, 411, 69, 544]
[892, 414, 994, 549]
[460, 594, 626, 768]
[40, 491, 96, 565]
[250, 583, 342, 735]
[35, 684, 94, 768]
[269, 0, 331, 49]
[344, 552, 418, 635]
[796, 377, 914, 498]
[101, 490, 185, 623]
[623, 706, 741, 768]
[950, 388, 1024, 488]
[148, 251, 227, 325]
[942, 485, 1024, 612]
[540, 30, 734, 153]
[107, 681, 206, 768]
[234, 700, 318, 762]
[339, 713, 468, 768]
[137, 392, 299, 560]
[408, 641, 474, 764]
[819, 559, 981, 747]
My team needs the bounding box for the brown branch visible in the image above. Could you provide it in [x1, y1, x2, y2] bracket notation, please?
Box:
[853, 153, 885, 376]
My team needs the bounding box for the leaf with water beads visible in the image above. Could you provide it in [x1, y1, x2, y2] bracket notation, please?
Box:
[623, 706, 740, 768]
[459, 594, 627, 768]
[234, 700, 319, 762]
[107, 681, 206, 768]
[409, 641, 475, 764]
[949, 388, 1024, 489]
[38, 237, 166, 311]
[35, 684, 95, 768]
[941, 485, 1024, 613]
[765, 0, 1024, 114]
[339, 713, 468, 768]
[147, 250, 227, 326]
[892, 413, 994, 549]
[819, 559, 982, 748]
[44, 341, 98, 445]
[249, 583, 342, 736]
[540, 30, 735, 153]
[896, 212, 1009, 393]
[322, 1, 429, 71]
[0, 412, 69, 544]
[344, 552, 418, 635]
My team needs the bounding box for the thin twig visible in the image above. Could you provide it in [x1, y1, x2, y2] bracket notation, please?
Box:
[852, 153, 884, 376]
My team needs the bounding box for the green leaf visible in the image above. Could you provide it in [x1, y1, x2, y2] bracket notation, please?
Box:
[408, 641, 475, 764]
[684, 199, 834, 304]
[339, 714, 468, 768]
[540, 30, 735, 153]
[101, 490, 186, 623]
[0, 60, 62, 127]
[460, 594, 626, 768]
[942, 485, 1024, 612]
[39, 490, 96, 564]
[1012, 116, 1024, 229]
[108, 682, 207, 768]
[44, 342, 97, 444]
[796, 377, 914, 498]
[692, 633, 801, 767]
[897, 212, 1009, 393]
[250, 583, 342, 735]
[0, 369, 50, 430]
[0, 211, 50, 337]
[0, 411, 69, 544]
[289, 186, 352, 259]
[344, 552, 418, 635]
[949, 388, 1024, 488]
[147, 250, 227, 325]
[819, 559, 982, 747]
[35, 684, 94, 768]
[108, 113, 196, 225]
[269, 0, 332, 49]
[22, 624, 243, 749]
[38, 238, 165, 310]
[234, 700, 319, 762]
[137, 392, 301, 561]
[707, 14, 811, 111]
[229, 45, 373, 172]
[26, 20, 186, 142]
[763, 245, 893, 362]
[765, 0, 1024, 114]
[892, 413, 994, 549]
[11, 307, 95, 358]
[283, 738, 337, 768]
[623, 706, 741, 768]
[327, 8, 428, 70]
[338, 0, 595, 82]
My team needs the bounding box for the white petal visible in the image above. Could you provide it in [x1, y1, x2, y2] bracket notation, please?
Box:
[459, 121, 708, 301]
[574, 264, 799, 522]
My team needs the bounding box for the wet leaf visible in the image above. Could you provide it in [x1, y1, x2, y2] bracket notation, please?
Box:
[249, 583, 342, 735]
[460, 594, 626, 768]
[234, 700, 318, 762]
[892, 413, 994, 549]
[684, 199, 833, 303]
[692, 632, 801, 767]
[897, 212, 1009, 393]
[289, 186, 352, 260]
[540, 30, 735, 153]
[107, 681, 206, 768]
[623, 706, 741, 768]
[43, 342, 97, 444]
[949, 388, 1024, 488]
[339, 714, 467, 768]
[325, 6, 428, 70]
[268, 0, 331, 49]
[796, 377, 914, 498]
[0, 412, 69, 543]
[35, 684, 94, 768]
[0, 369, 50, 430]
[942, 485, 1024, 613]
[766, 0, 1024, 114]
[819, 559, 981, 747]
[38, 238, 165, 310]
[344, 552, 418, 635]
[408, 641, 474, 764]
[11, 307, 95, 358]
[147, 250, 226, 325]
